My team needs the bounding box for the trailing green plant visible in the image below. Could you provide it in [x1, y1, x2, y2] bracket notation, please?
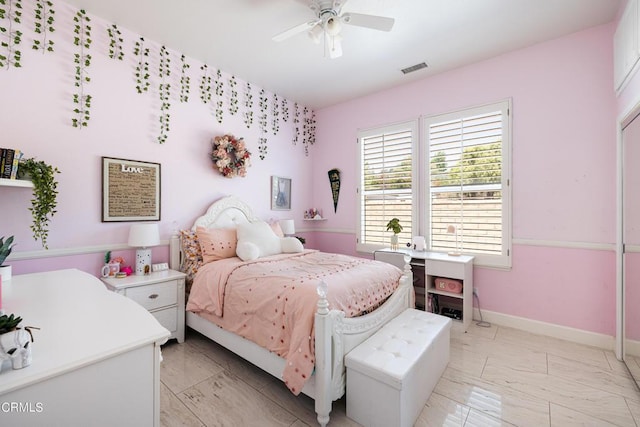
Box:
[107, 23, 123, 60]
[0, 0, 23, 69]
[271, 93, 279, 135]
[133, 37, 149, 93]
[243, 81, 253, 129]
[72, 8, 91, 128]
[32, 0, 54, 53]
[179, 54, 190, 102]
[199, 64, 211, 104]
[228, 75, 238, 115]
[281, 98, 289, 122]
[302, 106, 310, 155]
[258, 88, 268, 160]
[214, 69, 223, 123]
[292, 102, 300, 145]
[20, 158, 59, 249]
[0, 313, 22, 334]
[158, 45, 171, 144]
[0, 235, 15, 266]
[386, 218, 403, 235]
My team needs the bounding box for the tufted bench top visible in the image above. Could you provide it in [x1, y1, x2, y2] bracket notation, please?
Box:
[345, 308, 451, 390]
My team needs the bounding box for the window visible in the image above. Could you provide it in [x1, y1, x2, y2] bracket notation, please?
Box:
[357, 121, 418, 253]
[425, 100, 511, 268]
[356, 101, 511, 268]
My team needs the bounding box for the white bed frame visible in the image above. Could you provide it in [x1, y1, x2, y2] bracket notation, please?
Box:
[169, 196, 413, 426]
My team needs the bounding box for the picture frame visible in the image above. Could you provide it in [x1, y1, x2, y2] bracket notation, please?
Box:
[102, 157, 161, 222]
[271, 176, 291, 210]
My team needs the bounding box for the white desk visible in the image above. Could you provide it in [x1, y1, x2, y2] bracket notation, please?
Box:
[374, 249, 474, 331]
[0, 269, 169, 426]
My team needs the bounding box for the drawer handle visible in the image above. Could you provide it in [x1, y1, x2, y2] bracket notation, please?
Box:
[148, 293, 159, 299]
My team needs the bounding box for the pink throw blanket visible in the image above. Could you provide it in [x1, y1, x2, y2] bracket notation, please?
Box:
[186, 250, 402, 394]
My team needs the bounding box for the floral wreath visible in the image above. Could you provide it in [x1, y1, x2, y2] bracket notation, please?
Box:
[210, 134, 251, 178]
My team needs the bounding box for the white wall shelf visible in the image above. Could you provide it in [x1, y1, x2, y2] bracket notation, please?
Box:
[0, 178, 33, 188]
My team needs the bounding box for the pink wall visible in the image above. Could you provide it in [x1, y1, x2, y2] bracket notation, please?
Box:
[0, 1, 315, 277]
[311, 24, 619, 336]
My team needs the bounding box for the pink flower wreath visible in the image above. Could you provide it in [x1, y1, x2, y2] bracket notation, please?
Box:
[210, 134, 251, 178]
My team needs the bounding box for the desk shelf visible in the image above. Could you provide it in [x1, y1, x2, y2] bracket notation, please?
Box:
[374, 249, 474, 331]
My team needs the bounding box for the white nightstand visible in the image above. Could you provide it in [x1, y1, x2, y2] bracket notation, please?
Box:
[101, 269, 186, 343]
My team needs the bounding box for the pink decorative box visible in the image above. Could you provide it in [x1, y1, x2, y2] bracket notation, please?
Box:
[434, 277, 463, 294]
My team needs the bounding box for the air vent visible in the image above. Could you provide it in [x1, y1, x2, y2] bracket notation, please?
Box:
[401, 62, 428, 75]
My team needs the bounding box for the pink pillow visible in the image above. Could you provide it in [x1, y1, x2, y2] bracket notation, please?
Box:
[270, 221, 285, 238]
[197, 226, 238, 264]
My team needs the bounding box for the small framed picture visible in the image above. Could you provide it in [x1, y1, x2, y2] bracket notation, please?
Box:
[102, 157, 161, 222]
[271, 176, 291, 210]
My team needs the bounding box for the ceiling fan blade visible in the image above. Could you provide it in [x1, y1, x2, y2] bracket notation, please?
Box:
[272, 19, 320, 42]
[341, 12, 394, 32]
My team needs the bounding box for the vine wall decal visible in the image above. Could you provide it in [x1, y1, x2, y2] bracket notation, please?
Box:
[32, 0, 54, 54]
[71, 8, 91, 128]
[0, 0, 23, 69]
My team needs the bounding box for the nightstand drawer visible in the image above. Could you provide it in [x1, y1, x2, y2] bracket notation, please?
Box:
[126, 280, 178, 311]
[426, 261, 464, 280]
[152, 306, 177, 333]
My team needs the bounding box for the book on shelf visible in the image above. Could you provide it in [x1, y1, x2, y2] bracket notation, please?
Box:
[0, 148, 23, 179]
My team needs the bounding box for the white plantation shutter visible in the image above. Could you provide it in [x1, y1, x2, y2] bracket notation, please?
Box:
[357, 121, 417, 252]
[425, 101, 511, 268]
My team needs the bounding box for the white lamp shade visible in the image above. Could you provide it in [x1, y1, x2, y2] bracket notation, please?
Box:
[279, 219, 295, 236]
[128, 223, 160, 248]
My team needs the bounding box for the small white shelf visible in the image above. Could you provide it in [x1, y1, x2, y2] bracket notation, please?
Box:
[426, 287, 464, 300]
[303, 218, 327, 221]
[0, 178, 33, 188]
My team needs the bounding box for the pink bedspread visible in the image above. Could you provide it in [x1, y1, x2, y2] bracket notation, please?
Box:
[186, 250, 402, 394]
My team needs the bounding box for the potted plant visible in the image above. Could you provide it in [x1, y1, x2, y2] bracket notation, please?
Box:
[19, 158, 60, 249]
[0, 313, 34, 371]
[386, 218, 403, 250]
[0, 236, 15, 282]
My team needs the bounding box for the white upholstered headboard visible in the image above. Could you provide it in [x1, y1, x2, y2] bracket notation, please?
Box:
[169, 196, 259, 270]
[192, 196, 259, 230]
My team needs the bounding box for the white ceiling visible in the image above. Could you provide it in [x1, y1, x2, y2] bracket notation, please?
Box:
[63, 0, 621, 109]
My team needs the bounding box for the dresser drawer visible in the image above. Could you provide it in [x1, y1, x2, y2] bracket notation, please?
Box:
[152, 306, 177, 333]
[126, 280, 178, 311]
[426, 260, 464, 280]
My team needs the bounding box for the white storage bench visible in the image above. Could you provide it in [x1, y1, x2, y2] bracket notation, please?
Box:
[345, 309, 451, 427]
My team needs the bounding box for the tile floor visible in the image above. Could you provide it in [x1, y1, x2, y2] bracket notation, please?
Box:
[160, 323, 640, 426]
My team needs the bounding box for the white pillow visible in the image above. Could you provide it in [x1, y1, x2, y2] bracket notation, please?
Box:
[281, 237, 303, 253]
[236, 241, 260, 261]
[236, 221, 282, 259]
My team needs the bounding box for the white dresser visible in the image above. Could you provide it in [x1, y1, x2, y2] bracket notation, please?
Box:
[0, 269, 169, 426]
[101, 269, 186, 343]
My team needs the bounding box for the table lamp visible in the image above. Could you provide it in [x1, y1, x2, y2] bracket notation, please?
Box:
[279, 219, 295, 237]
[128, 223, 160, 275]
[447, 224, 460, 256]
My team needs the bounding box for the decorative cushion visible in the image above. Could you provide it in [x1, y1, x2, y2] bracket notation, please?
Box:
[269, 221, 285, 238]
[281, 237, 303, 253]
[197, 226, 238, 264]
[236, 241, 260, 261]
[179, 230, 203, 284]
[236, 221, 282, 259]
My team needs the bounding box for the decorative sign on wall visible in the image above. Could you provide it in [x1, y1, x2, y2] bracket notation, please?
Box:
[328, 168, 340, 213]
[102, 157, 161, 222]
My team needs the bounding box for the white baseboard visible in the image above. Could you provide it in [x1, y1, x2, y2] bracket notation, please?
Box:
[626, 338, 640, 357]
[473, 308, 615, 351]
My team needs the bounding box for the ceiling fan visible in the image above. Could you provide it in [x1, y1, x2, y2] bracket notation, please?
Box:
[272, 0, 395, 59]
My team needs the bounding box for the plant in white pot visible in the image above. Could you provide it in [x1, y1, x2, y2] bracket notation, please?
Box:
[0, 236, 15, 282]
[386, 218, 403, 250]
[0, 313, 35, 371]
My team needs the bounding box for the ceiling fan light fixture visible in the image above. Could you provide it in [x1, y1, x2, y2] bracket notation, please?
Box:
[308, 24, 324, 44]
[325, 16, 342, 36]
